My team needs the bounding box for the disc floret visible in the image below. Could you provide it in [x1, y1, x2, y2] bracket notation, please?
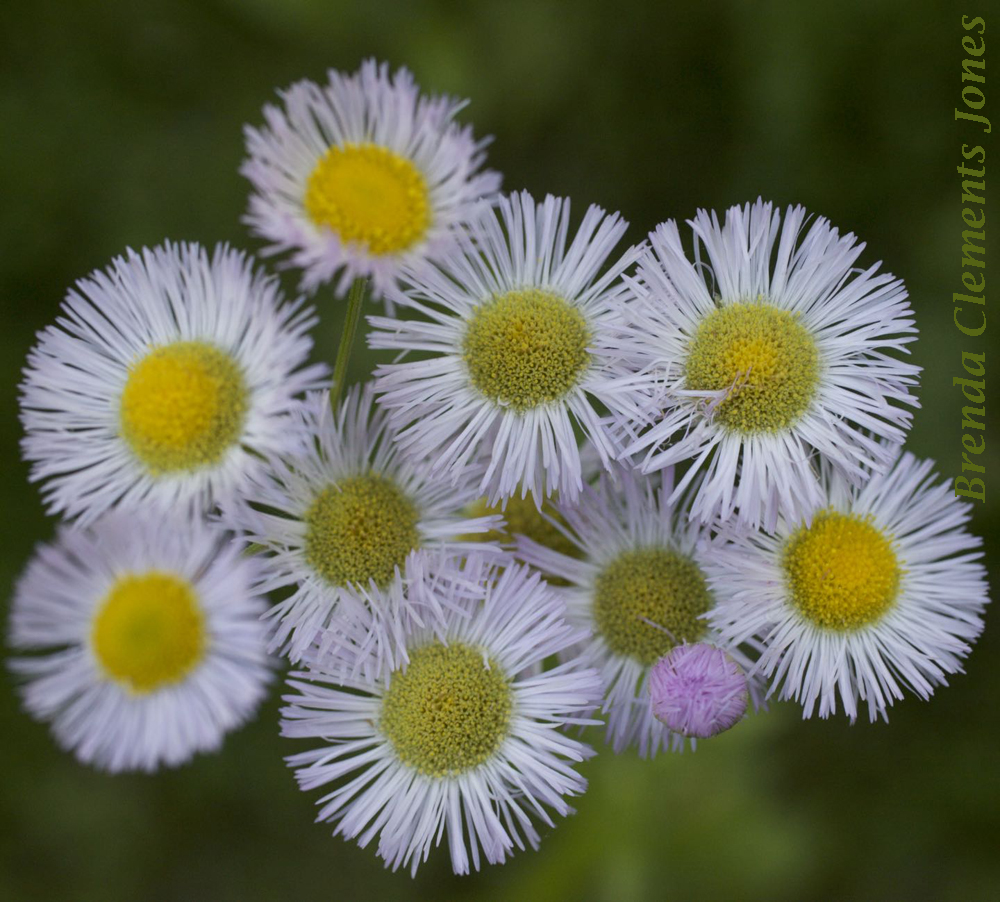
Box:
[684, 299, 820, 434]
[594, 547, 713, 666]
[120, 340, 248, 474]
[92, 571, 207, 694]
[304, 473, 421, 588]
[379, 642, 513, 777]
[784, 510, 900, 631]
[464, 288, 592, 411]
[304, 142, 431, 255]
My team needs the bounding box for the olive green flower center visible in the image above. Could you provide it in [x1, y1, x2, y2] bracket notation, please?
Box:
[593, 547, 712, 666]
[304, 474, 420, 587]
[463, 288, 592, 411]
[379, 642, 513, 777]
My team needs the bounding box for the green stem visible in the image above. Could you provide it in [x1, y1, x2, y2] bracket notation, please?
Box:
[330, 276, 367, 410]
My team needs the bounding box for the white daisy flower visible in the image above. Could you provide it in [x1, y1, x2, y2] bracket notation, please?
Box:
[20, 242, 327, 525]
[241, 58, 501, 298]
[706, 452, 990, 722]
[219, 384, 503, 672]
[7, 514, 273, 772]
[281, 554, 602, 876]
[369, 190, 652, 505]
[516, 465, 761, 757]
[617, 200, 920, 532]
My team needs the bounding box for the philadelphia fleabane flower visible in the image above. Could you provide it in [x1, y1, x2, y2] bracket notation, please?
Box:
[220, 384, 502, 672]
[20, 242, 327, 524]
[241, 59, 501, 298]
[281, 555, 601, 876]
[370, 190, 652, 504]
[617, 200, 920, 532]
[706, 452, 990, 722]
[516, 465, 760, 756]
[7, 514, 272, 772]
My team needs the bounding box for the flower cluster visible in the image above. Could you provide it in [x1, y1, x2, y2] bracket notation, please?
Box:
[9, 58, 990, 877]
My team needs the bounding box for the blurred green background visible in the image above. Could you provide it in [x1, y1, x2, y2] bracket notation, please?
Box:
[2, 1, 997, 900]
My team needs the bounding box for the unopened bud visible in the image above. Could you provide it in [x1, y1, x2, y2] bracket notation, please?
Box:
[649, 643, 749, 739]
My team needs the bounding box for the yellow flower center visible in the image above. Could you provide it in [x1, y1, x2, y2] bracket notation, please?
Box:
[304, 474, 421, 588]
[379, 642, 513, 777]
[685, 300, 820, 433]
[303, 142, 431, 255]
[92, 571, 207, 694]
[784, 511, 901, 630]
[119, 341, 248, 474]
[463, 288, 592, 411]
[593, 548, 712, 666]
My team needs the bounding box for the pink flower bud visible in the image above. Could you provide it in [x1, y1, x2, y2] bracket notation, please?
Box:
[649, 643, 749, 739]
